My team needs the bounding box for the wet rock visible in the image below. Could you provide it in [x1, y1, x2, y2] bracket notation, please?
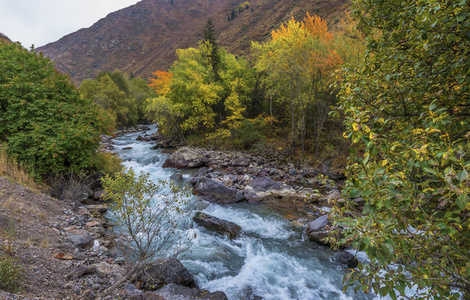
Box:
[151, 284, 228, 300]
[193, 212, 242, 240]
[162, 147, 208, 169]
[67, 230, 93, 250]
[244, 177, 295, 203]
[195, 167, 207, 178]
[123, 147, 133, 150]
[306, 215, 331, 246]
[136, 135, 144, 141]
[136, 259, 198, 291]
[335, 251, 358, 268]
[193, 177, 245, 205]
[170, 174, 183, 181]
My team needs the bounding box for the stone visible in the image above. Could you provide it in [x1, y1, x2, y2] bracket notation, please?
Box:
[306, 215, 331, 246]
[93, 189, 105, 201]
[151, 284, 228, 300]
[85, 204, 108, 214]
[195, 167, 207, 178]
[66, 230, 93, 250]
[170, 174, 183, 181]
[66, 266, 97, 280]
[244, 177, 295, 203]
[136, 259, 198, 291]
[124, 284, 144, 300]
[193, 177, 245, 205]
[231, 157, 250, 167]
[193, 212, 242, 240]
[162, 147, 208, 169]
[335, 251, 359, 268]
[123, 147, 133, 150]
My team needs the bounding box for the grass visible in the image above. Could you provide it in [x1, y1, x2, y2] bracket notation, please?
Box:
[0, 145, 40, 192]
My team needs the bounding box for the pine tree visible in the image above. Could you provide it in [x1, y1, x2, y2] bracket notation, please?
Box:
[203, 18, 220, 81]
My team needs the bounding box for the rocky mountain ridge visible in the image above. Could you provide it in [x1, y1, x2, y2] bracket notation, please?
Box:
[37, 0, 349, 84]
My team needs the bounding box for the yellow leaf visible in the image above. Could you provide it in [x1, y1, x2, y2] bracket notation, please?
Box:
[352, 123, 359, 131]
[382, 160, 388, 166]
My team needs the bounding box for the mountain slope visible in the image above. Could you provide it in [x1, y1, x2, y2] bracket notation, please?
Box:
[38, 0, 349, 84]
[0, 32, 12, 43]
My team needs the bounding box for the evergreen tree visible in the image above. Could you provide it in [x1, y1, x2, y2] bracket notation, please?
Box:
[203, 18, 220, 81]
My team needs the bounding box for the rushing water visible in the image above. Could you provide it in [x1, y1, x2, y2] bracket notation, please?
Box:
[112, 126, 381, 300]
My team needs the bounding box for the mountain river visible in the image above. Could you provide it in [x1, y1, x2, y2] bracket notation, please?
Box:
[112, 126, 382, 300]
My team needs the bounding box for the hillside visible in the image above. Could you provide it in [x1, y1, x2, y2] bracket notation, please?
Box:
[0, 32, 12, 43]
[37, 0, 349, 84]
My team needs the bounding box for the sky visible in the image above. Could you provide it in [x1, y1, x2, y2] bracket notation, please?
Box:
[0, 0, 140, 48]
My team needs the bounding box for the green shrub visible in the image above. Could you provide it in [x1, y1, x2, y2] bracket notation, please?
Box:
[0, 43, 111, 180]
[0, 255, 22, 293]
[232, 119, 265, 150]
[91, 152, 123, 176]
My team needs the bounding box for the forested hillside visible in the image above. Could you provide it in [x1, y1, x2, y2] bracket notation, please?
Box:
[37, 0, 349, 84]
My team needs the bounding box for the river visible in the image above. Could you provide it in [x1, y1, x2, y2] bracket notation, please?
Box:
[112, 126, 379, 300]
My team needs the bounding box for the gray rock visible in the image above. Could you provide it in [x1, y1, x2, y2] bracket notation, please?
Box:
[93, 189, 105, 201]
[67, 230, 93, 249]
[244, 177, 295, 203]
[231, 157, 250, 167]
[335, 251, 358, 268]
[194, 177, 245, 205]
[85, 204, 108, 214]
[151, 284, 228, 300]
[306, 215, 331, 246]
[136, 259, 198, 291]
[193, 212, 242, 240]
[195, 167, 207, 178]
[162, 147, 208, 169]
[170, 174, 183, 181]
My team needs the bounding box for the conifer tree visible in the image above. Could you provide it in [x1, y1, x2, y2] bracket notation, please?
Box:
[203, 18, 220, 81]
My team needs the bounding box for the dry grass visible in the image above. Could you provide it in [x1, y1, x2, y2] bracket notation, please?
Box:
[0, 146, 40, 192]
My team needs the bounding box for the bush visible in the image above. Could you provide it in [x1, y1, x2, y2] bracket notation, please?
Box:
[102, 169, 192, 263]
[91, 152, 123, 176]
[0, 255, 22, 293]
[0, 43, 111, 180]
[232, 119, 265, 150]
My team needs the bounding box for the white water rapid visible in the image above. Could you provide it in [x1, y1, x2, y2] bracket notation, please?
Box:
[112, 126, 381, 300]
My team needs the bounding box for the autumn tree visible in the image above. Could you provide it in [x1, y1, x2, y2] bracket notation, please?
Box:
[252, 13, 343, 154]
[146, 43, 254, 142]
[331, 0, 470, 298]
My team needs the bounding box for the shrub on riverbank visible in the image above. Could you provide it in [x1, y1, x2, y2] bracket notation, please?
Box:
[0, 43, 112, 180]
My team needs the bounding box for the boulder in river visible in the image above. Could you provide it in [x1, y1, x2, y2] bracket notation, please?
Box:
[170, 173, 183, 181]
[306, 214, 331, 246]
[135, 259, 198, 291]
[193, 212, 242, 240]
[162, 147, 208, 169]
[193, 177, 245, 204]
[335, 251, 358, 268]
[244, 176, 295, 203]
[150, 283, 228, 300]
